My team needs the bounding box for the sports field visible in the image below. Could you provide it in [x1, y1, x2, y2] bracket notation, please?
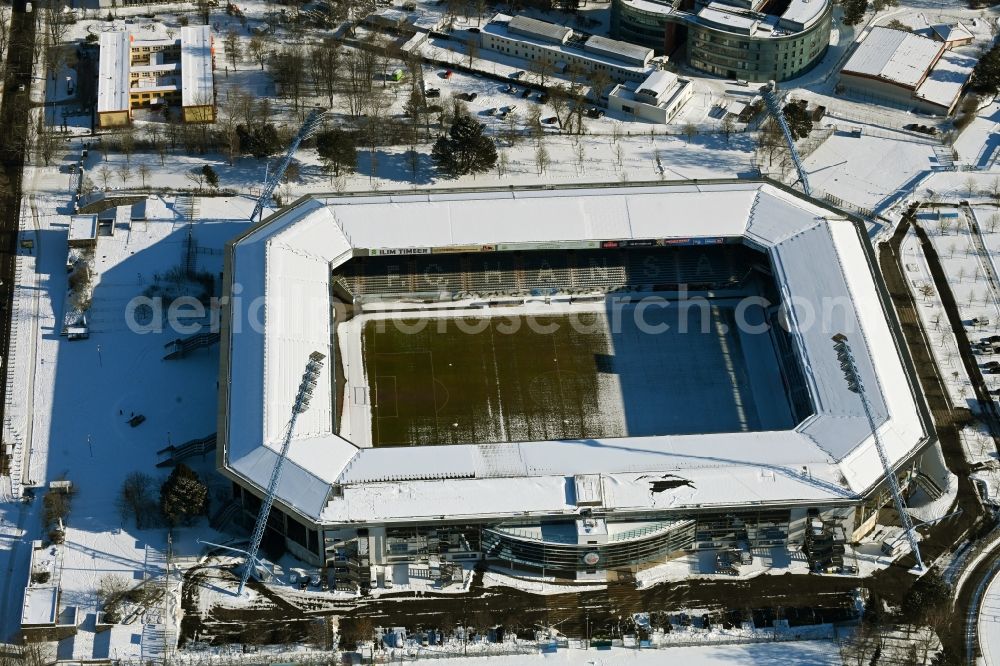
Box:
[360, 303, 796, 447]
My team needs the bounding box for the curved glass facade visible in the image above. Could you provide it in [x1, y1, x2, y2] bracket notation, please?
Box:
[611, 0, 833, 82]
[482, 520, 696, 573]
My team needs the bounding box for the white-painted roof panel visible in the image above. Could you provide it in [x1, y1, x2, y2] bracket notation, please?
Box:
[97, 31, 129, 113]
[914, 49, 976, 112]
[842, 27, 942, 89]
[180, 25, 213, 107]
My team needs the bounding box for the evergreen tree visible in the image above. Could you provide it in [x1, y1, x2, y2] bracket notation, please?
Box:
[432, 114, 497, 178]
[202, 165, 219, 189]
[973, 43, 1000, 94]
[159, 463, 208, 527]
[236, 123, 282, 159]
[315, 129, 357, 177]
[782, 102, 814, 140]
[842, 0, 867, 26]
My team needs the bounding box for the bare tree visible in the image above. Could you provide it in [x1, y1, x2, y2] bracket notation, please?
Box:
[118, 126, 135, 166]
[36, 129, 58, 166]
[138, 163, 151, 188]
[97, 164, 112, 189]
[839, 621, 881, 666]
[529, 56, 556, 88]
[535, 144, 550, 174]
[342, 49, 375, 118]
[117, 164, 131, 187]
[248, 35, 269, 70]
[273, 45, 306, 111]
[185, 166, 205, 192]
[610, 121, 622, 147]
[116, 471, 155, 528]
[721, 115, 735, 143]
[682, 122, 698, 143]
[526, 105, 543, 146]
[502, 110, 521, 147]
[224, 28, 242, 72]
[96, 575, 132, 623]
[311, 38, 341, 107]
[369, 33, 394, 88]
[548, 85, 572, 131]
[465, 37, 478, 68]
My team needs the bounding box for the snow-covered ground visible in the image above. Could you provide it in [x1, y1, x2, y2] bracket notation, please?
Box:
[0, 191, 251, 650]
[2, 0, 1000, 658]
[370, 639, 843, 665]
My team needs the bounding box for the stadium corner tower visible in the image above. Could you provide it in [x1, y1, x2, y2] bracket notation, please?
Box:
[217, 181, 935, 586]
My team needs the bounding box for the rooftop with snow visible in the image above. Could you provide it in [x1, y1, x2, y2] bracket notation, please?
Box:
[218, 182, 931, 527]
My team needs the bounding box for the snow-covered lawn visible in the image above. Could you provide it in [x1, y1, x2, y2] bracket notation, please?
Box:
[374, 639, 843, 665]
[801, 130, 936, 212]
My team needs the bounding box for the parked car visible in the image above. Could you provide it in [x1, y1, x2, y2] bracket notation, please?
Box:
[521, 88, 531, 98]
[537, 92, 549, 103]
[509, 70, 525, 79]
[484, 107, 497, 115]
[542, 116, 558, 124]
[503, 104, 517, 113]
[586, 107, 605, 118]
[128, 414, 146, 427]
[443, 69, 453, 78]
[503, 85, 517, 94]
[424, 87, 441, 98]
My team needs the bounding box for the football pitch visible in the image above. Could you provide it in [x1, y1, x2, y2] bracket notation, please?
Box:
[360, 304, 795, 447]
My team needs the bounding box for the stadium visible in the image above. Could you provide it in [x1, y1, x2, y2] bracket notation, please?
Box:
[216, 181, 934, 587]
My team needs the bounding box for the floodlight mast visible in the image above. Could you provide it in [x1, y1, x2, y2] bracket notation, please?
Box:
[760, 82, 811, 197]
[832, 333, 924, 572]
[237, 350, 327, 596]
[251, 108, 327, 224]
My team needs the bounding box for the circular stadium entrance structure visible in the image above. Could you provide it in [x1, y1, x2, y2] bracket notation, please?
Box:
[216, 180, 934, 587]
[610, 0, 833, 82]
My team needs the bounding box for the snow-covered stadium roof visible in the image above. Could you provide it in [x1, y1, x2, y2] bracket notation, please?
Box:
[219, 182, 930, 525]
[841, 26, 943, 90]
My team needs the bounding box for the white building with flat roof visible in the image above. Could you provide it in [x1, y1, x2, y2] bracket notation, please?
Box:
[480, 13, 657, 83]
[839, 26, 973, 115]
[607, 68, 693, 123]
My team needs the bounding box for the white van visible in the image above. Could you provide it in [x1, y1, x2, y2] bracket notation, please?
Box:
[383, 565, 394, 589]
[369, 565, 378, 590]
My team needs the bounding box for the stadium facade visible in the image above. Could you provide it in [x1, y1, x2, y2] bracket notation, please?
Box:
[217, 181, 934, 588]
[610, 0, 832, 82]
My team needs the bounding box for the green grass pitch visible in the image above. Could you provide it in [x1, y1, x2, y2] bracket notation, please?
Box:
[362, 313, 611, 447]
